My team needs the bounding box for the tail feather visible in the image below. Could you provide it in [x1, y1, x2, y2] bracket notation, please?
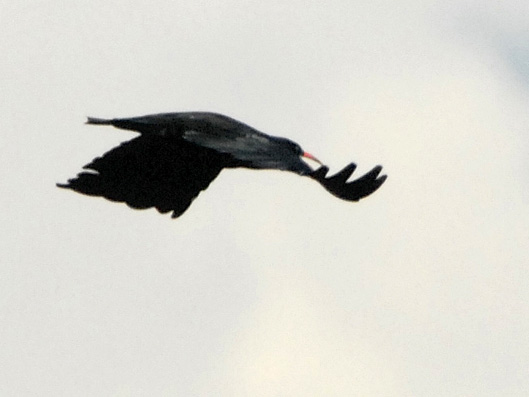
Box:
[86, 117, 112, 125]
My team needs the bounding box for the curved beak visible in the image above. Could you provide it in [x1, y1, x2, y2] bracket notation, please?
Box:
[302, 151, 323, 165]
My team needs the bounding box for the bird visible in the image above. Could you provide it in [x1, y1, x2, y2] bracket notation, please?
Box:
[57, 112, 387, 218]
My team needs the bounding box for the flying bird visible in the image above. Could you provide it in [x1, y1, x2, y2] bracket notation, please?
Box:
[58, 112, 387, 218]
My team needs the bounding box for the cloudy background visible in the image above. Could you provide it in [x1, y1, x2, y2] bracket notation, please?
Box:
[2, 1, 528, 395]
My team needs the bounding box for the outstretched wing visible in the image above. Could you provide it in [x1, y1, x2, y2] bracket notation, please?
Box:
[182, 129, 313, 174]
[57, 135, 227, 218]
[309, 163, 387, 202]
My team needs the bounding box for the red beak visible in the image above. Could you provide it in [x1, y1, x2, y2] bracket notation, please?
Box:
[302, 151, 322, 165]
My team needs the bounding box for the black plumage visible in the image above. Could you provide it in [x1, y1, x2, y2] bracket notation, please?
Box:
[58, 112, 387, 218]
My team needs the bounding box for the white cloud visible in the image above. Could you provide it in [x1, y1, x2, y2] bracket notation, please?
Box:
[1, 1, 528, 396]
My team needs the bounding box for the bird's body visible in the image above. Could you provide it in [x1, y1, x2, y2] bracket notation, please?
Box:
[58, 112, 386, 218]
[88, 112, 313, 172]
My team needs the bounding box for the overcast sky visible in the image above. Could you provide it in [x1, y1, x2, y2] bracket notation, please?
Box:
[1, 1, 529, 396]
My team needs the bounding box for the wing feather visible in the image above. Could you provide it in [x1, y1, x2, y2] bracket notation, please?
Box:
[182, 129, 312, 174]
[57, 136, 226, 218]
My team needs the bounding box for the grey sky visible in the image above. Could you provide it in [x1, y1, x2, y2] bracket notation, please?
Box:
[1, 1, 528, 396]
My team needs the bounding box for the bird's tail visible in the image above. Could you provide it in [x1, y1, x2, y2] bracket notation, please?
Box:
[86, 117, 112, 125]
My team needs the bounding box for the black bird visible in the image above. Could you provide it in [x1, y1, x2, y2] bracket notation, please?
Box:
[58, 112, 387, 218]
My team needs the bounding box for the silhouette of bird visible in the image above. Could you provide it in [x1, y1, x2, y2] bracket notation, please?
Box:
[58, 112, 387, 218]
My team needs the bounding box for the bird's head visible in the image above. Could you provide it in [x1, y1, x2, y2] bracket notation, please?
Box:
[269, 138, 323, 176]
[276, 138, 322, 166]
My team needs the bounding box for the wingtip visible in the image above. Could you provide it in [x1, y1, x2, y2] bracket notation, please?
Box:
[371, 173, 387, 192]
[310, 165, 330, 180]
[310, 162, 388, 202]
[86, 117, 111, 125]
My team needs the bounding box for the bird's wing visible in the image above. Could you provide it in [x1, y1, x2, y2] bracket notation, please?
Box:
[57, 136, 226, 218]
[182, 129, 272, 159]
[310, 163, 387, 202]
[182, 129, 312, 173]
